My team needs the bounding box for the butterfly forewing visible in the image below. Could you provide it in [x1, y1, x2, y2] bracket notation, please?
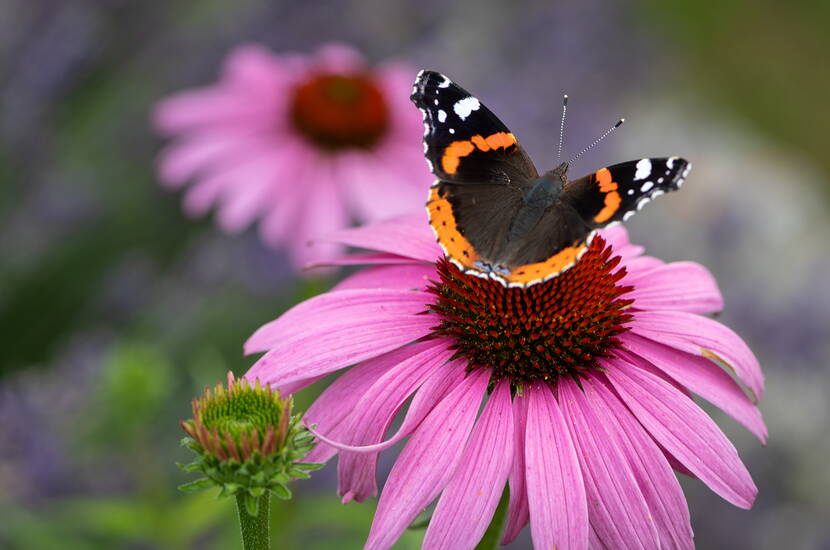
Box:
[562, 157, 691, 228]
[411, 70, 538, 186]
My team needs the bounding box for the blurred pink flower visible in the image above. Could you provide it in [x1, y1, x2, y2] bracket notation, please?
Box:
[244, 215, 766, 550]
[153, 43, 431, 268]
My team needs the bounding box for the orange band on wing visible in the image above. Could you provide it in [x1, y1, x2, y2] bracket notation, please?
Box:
[503, 244, 586, 286]
[440, 132, 517, 175]
[593, 168, 621, 223]
[427, 186, 481, 268]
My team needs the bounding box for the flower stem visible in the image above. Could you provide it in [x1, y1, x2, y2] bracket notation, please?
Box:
[236, 494, 270, 550]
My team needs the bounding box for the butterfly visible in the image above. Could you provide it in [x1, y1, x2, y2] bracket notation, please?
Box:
[410, 70, 690, 287]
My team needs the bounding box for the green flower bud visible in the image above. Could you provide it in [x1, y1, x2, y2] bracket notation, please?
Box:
[178, 372, 322, 516]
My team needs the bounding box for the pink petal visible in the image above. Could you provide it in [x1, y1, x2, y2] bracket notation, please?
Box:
[605, 357, 757, 509]
[152, 85, 272, 134]
[631, 310, 764, 400]
[155, 132, 261, 188]
[586, 378, 694, 550]
[310, 358, 467, 455]
[336, 151, 423, 222]
[313, 42, 366, 73]
[245, 288, 431, 353]
[317, 213, 441, 263]
[333, 264, 436, 292]
[220, 44, 287, 93]
[623, 256, 665, 277]
[560, 380, 658, 549]
[244, 290, 435, 386]
[501, 393, 530, 545]
[336, 339, 454, 503]
[364, 369, 490, 550]
[628, 261, 724, 314]
[302, 345, 413, 464]
[525, 382, 588, 550]
[257, 147, 311, 249]
[306, 251, 425, 268]
[621, 333, 767, 442]
[423, 380, 514, 550]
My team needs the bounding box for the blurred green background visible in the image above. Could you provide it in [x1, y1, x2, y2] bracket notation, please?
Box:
[1, 1, 829, 548]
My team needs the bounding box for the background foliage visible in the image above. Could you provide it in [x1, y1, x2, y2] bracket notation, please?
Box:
[1, 1, 828, 548]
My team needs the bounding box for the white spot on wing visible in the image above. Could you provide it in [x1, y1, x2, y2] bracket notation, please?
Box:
[434, 99, 439, 106]
[640, 181, 654, 193]
[627, 189, 634, 195]
[449, 128, 455, 134]
[439, 75, 451, 88]
[667, 156, 678, 168]
[453, 97, 481, 120]
[634, 159, 651, 181]
[437, 109, 447, 123]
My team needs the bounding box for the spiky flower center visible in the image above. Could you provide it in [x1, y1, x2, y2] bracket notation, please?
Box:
[427, 237, 634, 385]
[290, 73, 389, 150]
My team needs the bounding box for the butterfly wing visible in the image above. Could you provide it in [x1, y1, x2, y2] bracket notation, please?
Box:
[413, 70, 540, 274]
[411, 70, 538, 185]
[561, 157, 690, 227]
[492, 157, 691, 287]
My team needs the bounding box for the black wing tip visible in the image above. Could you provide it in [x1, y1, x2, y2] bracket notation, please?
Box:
[410, 70, 450, 102]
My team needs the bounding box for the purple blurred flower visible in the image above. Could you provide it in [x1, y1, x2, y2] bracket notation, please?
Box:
[245, 215, 765, 549]
[153, 43, 431, 269]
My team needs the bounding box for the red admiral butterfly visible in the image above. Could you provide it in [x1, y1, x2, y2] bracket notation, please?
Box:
[411, 70, 691, 287]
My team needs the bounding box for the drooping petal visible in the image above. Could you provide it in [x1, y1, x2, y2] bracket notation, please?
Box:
[631, 310, 764, 400]
[364, 369, 490, 550]
[501, 393, 530, 545]
[302, 344, 421, 463]
[310, 359, 467, 455]
[627, 261, 723, 314]
[423, 380, 514, 550]
[525, 382, 588, 550]
[605, 356, 757, 509]
[559, 380, 658, 549]
[587, 377, 694, 550]
[316, 213, 441, 263]
[333, 264, 436, 292]
[155, 131, 262, 188]
[336, 339, 454, 503]
[621, 333, 767, 442]
[337, 150, 423, 221]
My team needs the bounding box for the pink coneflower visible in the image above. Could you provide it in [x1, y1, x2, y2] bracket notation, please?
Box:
[153, 44, 430, 268]
[244, 214, 765, 549]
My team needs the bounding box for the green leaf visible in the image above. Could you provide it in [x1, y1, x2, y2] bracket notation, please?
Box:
[293, 462, 325, 471]
[178, 478, 214, 493]
[271, 484, 292, 500]
[244, 494, 259, 518]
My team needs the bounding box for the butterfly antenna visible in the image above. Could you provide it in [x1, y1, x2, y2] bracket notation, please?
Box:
[568, 118, 625, 164]
[556, 94, 568, 163]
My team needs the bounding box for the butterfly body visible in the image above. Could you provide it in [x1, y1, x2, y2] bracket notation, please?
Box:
[412, 70, 690, 287]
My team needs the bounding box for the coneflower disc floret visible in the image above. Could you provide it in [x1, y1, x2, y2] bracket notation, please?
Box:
[427, 236, 634, 384]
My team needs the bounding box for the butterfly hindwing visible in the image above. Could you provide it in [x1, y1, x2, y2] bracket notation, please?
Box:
[562, 157, 691, 228]
[411, 70, 538, 185]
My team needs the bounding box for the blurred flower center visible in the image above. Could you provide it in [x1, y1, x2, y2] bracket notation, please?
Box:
[290, 73, 389, 150]
[426, 237, 635, 385]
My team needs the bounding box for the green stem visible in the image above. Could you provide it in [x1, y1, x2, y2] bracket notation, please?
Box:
[475, 488, 510, 550]
[236, 494, 270, 550]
